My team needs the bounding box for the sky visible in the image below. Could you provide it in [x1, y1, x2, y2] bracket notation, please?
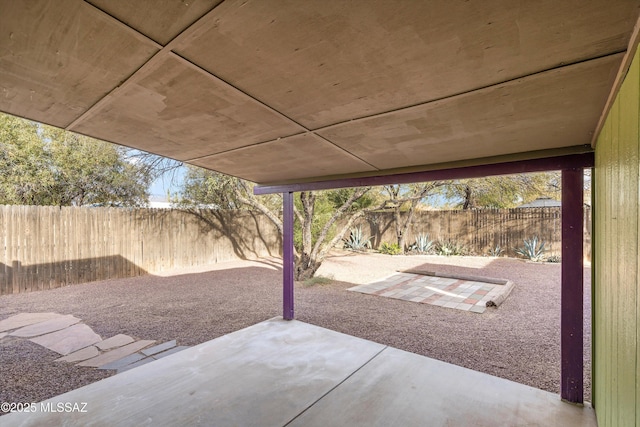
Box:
[149, 166, 186, 199]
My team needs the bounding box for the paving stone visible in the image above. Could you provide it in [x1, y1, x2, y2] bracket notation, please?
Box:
[96, 334, 135, 350]
[152, 346, 190, 360]
[117, 357, 156, 373]
[142, 340, 176, 357]
[470, 305, 486, 314]
[0, 312, 65, 333]
[30, 323, 102, 355]
[56, 346, 100, 363]
[457, 303, 473, 311]
[78, 340, 155, 367]
[10, 315, 81, 337]
[98, 353, 145, 370]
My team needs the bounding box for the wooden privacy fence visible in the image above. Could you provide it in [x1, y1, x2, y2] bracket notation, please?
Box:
[0, 206, 281, 295]
[1, 205, 591, 296]
[358, 207, 591, 258]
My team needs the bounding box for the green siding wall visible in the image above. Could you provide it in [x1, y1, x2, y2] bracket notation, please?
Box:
[594, 44, 640, 427]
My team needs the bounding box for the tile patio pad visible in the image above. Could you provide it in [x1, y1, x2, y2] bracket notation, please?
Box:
[1, 318, 596, 426]
[348, 272, 512, 313]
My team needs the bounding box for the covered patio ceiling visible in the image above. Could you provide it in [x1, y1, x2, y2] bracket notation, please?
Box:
[1, 0, 639, 186]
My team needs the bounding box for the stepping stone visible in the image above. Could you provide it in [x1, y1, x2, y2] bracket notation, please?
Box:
[98, 353, 146, 370]
[30, 324, 102, 355]
[152, 346, 190, 360]
[0, 312, 64, 332]
[56, 346, 100, 363]
[10, 315, 80, 337]
[96, 334, 134, 350]
[117, 357, 156, 373]
[141, 340, 176, 357]
[78, 340, 155, 368]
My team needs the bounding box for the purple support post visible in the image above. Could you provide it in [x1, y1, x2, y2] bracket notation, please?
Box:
[282, 191, 294, 320]
[561, 168, 584, 403]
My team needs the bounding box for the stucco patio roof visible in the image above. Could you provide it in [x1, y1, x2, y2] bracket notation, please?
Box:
[1, 0, 639, 186]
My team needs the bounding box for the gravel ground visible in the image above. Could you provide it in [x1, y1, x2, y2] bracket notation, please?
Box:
[0, 253, 591, 409]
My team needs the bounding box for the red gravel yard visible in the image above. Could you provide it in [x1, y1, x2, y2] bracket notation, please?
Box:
[0, 253, 591, 409]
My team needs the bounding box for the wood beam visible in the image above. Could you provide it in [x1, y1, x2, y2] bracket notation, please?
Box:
[255, 152, 594, 195]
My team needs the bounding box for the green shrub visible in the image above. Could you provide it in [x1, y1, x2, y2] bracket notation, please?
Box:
[515, 236, 546, 261]
[343, 225, 372, 251]
[546, 255, 561, 263]
[303, 275, 334, 286]
[379, 242, 402, 255]
[410, 233, 435, 254]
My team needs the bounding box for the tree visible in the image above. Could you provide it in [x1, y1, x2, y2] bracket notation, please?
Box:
[177, 166, 387, 280]
[444, 172, 561, 209]
[177, 167, 454, 278]
[382, 183, 447, 252]
[0, 113, 153, 206]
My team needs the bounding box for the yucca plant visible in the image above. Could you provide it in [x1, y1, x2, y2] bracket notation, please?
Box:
[411, 233, 435, 254]
[515, 236, 546, 262]
[343, 226, 372, 251]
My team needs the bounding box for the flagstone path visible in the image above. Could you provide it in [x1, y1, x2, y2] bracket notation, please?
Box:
[0, 313, 189, 374]
[348, 270, 514, 314]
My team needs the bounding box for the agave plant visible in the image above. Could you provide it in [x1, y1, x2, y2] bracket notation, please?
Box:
[436, 239, 467, 256]
[343, 226, 372, 251]
[515, 236, 546, 261]
[487, 244, 504, 257]
[411, 233, 435, 254]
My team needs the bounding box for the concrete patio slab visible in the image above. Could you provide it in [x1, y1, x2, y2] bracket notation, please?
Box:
[30, 324, 102, 355]
[2, 318, 385, 426]
[95, 334, 134, 350]
[78, 340, 155, 368]
[9, 315, 81, 337]
[55, 346, 100, 363]
[0, 318, 595, 427]
[0, 312, 65, 333]
[289, 346, 596, 427]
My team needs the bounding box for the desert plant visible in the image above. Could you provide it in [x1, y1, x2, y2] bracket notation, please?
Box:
[546, 255, 561, 263]
[303, 275, 334, 286]
[343, 226, 372, 251]
[487, 244, 504, 257]
[379, 242, 402, 255]
[515, 236, 546, 261]
[436, 239, 468, 256]
[410, 233, 435, 254]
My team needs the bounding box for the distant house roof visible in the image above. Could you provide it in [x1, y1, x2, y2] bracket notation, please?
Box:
[517, 197, 562, 208]
[148, 195, 173, 209]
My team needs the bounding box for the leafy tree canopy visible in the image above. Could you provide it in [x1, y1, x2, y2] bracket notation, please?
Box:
[444, 173, 561, 209]
[0, 113, 153, 207]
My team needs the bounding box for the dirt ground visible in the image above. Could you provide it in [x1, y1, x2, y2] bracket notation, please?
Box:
[0, 252, 591, 409]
